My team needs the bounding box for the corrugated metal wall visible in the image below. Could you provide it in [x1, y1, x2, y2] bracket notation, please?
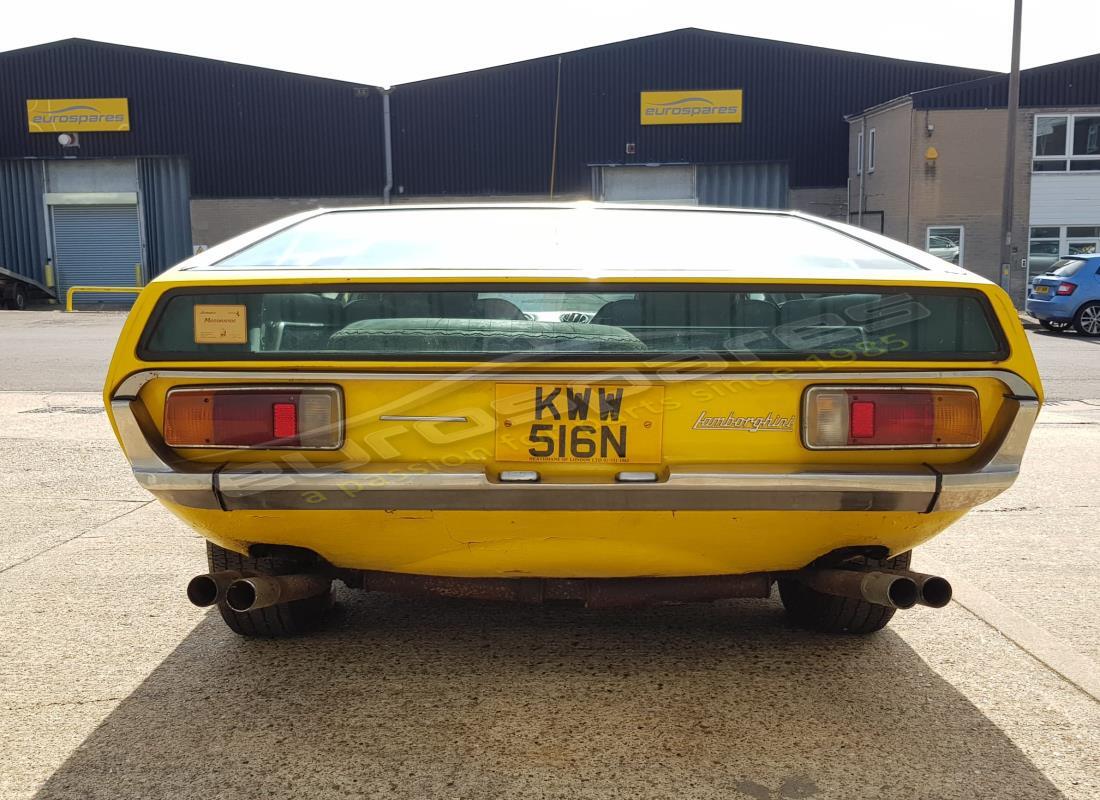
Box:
[697, 162, 788, 208]
[0, 40, 385, 198]
[913, 53, 1100, 109]
[1, 32, 998, 205]
[138, 157, 193, 276]
[0, 159, 47, 282]
[392, 29, 991, 198]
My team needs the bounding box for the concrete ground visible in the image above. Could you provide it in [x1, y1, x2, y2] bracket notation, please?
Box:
[1, 309, 1098, 800]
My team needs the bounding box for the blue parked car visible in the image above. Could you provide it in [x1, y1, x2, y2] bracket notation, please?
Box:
[1026, 255, 1100, 336]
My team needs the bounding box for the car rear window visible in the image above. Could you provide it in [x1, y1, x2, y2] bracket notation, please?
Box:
[210, 208, 925, 273]
[1049, 258, 1086, 277]
[140, 286, 1007, 361]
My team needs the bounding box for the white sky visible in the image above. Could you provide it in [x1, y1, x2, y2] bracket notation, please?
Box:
[1, 0, 1098, 86]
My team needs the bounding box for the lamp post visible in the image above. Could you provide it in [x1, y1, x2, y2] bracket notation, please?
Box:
[999, 0, 1023, 292]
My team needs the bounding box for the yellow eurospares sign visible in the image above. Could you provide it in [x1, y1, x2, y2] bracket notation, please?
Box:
[26, 98, 130, 133]
[640, 90, 743, 125]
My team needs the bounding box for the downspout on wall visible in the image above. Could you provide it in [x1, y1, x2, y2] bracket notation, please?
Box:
[382, 89, 394, 204]
[858, 116, 866, 227]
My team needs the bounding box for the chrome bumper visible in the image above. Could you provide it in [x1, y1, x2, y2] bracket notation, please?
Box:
[110, 369, 1039, 514]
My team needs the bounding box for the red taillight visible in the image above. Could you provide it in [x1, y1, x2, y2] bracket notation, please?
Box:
[163, 387, 341, 449]
[805, 386, 981, 449]
[1056, 282, 1077, 296]
[272, 402, 298, 440]
[849, 400, 876, 439]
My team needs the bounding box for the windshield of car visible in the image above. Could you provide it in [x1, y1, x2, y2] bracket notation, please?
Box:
[141, 285, 1006, 361]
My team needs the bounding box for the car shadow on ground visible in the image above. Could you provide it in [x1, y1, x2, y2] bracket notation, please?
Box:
[35, 589, 1065, 800]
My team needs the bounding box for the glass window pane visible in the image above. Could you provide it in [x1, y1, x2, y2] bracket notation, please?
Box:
[1033, 160, 1066, 172]
[1069, 159, 1100, 171]
[214, 208, 920, 273]
[1029, 241, 1060, 256]
[1030, 227, 1060, 239]
[1067, 242, 1098, 255]
[141, 287, 1005, 360]
[1035, 116, 1067, 156]
[1051, 259, 1086, 276]
[927, 227, 962, 265]
[1072, 116, 1100, 156]
[1066, 226, 1100, 238]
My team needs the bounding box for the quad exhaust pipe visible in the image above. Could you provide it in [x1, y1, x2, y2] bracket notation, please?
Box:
[187, 572, 331, 612]
[791, 567, 952, 610]
[186, 571, 243, 608]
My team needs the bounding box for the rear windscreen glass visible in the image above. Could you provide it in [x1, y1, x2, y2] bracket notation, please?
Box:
[211, 209, 924, 273]
[1049, 259, 1086, 277]
[141, 286, 1007, 361]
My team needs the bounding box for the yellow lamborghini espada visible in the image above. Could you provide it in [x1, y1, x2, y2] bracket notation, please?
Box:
[104, 205, 1042, 637]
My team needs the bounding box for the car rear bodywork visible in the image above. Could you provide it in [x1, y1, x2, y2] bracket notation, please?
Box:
[104, 206, 1043, 585]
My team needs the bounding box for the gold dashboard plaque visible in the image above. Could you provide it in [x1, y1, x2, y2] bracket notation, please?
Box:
[193, 304, 248, 344]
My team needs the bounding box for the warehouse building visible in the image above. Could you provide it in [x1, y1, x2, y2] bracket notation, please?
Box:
[0, 31, 991, 302]
[847, 52, 1100, 304]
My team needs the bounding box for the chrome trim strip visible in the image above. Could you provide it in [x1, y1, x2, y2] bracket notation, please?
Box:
[111, 398, 221, 510]
[109, 369, 1039, 514]
[378, 415, 469, 423]
[211, 468, 937, 512]
[932, 398, 1039, 511]
[113, 368, 1039, 400]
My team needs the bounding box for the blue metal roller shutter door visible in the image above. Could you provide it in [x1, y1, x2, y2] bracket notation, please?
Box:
[52, 205, 143, 308]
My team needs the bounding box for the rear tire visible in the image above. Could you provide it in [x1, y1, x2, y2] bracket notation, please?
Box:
[206, 542, 331, 637]
[778, 550, 912, 635]
[1073, 302, 1100, 337]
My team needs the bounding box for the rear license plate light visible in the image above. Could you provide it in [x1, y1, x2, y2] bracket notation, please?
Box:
[803, 386, 981, 449]
[163, 386, 342, 449]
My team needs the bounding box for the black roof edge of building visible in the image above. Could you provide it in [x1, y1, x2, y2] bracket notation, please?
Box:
[392, 26, 999, 88]
[0, 37, 383, 90]
[909, 49, 1100, 109]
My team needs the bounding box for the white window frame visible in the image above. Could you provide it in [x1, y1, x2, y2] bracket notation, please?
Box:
[856, 130, 864, 176]
[1028, 225, 1100, 263]
[867, 128, 876, 173]
[926, 225, 964, 266]
[1032, 113, 1100, 172]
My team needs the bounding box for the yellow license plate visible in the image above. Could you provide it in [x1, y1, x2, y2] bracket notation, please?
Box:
[1034, 285, 1050, 294]
[495, 383, 665, 463]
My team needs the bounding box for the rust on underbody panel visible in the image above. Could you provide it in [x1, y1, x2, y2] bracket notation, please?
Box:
[346, 571, 773, 608]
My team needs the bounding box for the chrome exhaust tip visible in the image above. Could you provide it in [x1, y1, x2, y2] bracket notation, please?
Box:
[877, 569, 953, 608]
[186, 571, 242, 607]
[225, 574, 331, 613]
[915, 575, 952, 608]
[858, 571, 919, 610]
[793, 568, 918, 610]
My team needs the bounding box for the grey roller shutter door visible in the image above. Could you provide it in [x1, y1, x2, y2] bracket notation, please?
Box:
[600, 165, 697, 203]
[52, 205, 143, 308]
[696, 163, 789, 209]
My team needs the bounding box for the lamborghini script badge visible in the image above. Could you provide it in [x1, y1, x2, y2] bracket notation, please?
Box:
[692, 411, 796, 432]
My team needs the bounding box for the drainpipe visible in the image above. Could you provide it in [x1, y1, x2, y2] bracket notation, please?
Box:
[858, 116, 866, 227]
[999, 0, 1023, 292]
[382, 89, 394, 205]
